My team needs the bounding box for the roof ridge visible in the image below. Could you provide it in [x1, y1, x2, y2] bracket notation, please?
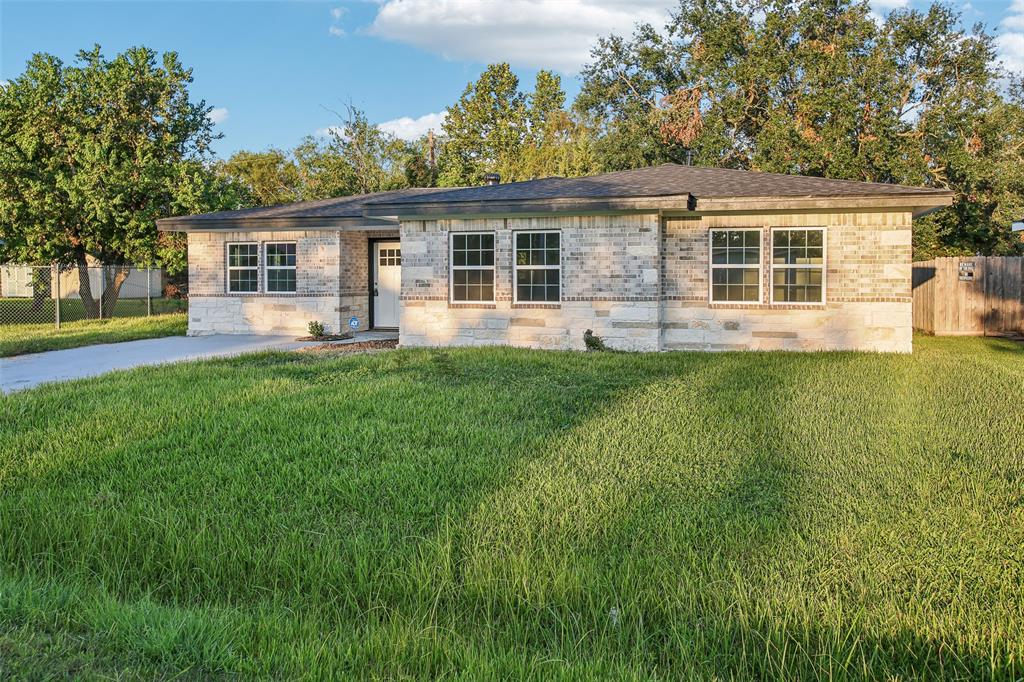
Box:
[651, 161, 948, 193]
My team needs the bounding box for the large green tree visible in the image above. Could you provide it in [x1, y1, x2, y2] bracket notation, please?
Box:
[438, 64, 528, 186]
[579, 0, 1024, 257]
[0, 45, 237, 316]
[438, 64, 596, 185]
[293, 106, 412, 199]
[218, 107, 427, 207]
[216, 149, 302, 207]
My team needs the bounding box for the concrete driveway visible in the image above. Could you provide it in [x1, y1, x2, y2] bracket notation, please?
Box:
[0, 332, 397, 394]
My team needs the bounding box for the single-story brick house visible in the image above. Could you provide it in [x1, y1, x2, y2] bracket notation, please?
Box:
[157, 164, 952, 352]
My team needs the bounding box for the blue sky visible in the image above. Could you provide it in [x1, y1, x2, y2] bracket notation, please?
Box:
[2, 0, 1020, 159]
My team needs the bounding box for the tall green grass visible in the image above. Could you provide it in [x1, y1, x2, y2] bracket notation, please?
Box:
[0, 336, 1021, 679]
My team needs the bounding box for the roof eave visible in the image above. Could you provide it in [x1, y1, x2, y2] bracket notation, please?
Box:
[362, 194, 694, 218]
[156, 215, 399, 232]
[689, 193, 954, 217]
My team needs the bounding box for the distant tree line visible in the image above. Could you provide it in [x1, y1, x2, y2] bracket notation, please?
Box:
[213, 0, 1024, 259]
[1, 0, 1022, 306]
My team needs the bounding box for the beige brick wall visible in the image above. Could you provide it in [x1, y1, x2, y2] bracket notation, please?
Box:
[186, 229, 396, 336]
[660, 211, 913, 352]
[400, 210, 913, 353]
[399, 215, 662, 350]
[184, 209, 913, 353]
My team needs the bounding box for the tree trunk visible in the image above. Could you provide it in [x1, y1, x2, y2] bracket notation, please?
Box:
[100, 265, 131, 318]
[75, 253, 100, 319]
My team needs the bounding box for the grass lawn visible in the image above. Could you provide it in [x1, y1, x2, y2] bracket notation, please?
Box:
[0, 313, 187, 357]
[0, 336, 1021, 679]
[0, 296, 187, 325]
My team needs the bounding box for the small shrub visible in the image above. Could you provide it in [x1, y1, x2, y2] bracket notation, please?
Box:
[583, 329, 609, 351]
[162, 283, 187, 299]
[307, 320, 325, 338]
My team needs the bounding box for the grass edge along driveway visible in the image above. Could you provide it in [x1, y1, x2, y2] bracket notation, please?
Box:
[0, 313, 186, 357]
[0, 335, 1021, 679]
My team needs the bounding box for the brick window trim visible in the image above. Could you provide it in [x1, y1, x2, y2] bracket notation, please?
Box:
[448, 303, 497, 310]
[512, 303, 561, 310]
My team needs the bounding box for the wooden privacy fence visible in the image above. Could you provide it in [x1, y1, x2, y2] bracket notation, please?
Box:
[912, 256, 1024, 336]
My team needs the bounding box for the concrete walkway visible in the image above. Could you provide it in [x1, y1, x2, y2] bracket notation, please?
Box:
[0, 331, 398, 394]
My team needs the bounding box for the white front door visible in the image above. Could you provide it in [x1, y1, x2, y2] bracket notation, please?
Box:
[373, 241, 401, 328]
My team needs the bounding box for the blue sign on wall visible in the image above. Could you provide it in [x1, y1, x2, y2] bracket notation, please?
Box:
[348, 316, 360, 330]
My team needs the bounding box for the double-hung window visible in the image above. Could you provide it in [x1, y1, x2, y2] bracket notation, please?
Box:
[709, 229, 762, 303]
[265, 242, 297, 293]
[450, 232, 495, 302]
[514, 231, 560, 303]
[771, 228, 825, 304]
[227, 243, 259, 293]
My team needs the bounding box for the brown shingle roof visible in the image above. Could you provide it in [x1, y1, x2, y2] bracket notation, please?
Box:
[366, 163, 950, 208]
[157, 187, 454, 226]
[157, 163, 953, 230]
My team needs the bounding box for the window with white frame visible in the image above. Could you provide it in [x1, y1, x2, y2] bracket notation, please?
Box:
[450, 232, 495, 302]
[227, 243, 259, 293]
[709, 229, 762, 303]
[514, 231, 560, 303]
[265, 242, 297, 293]
[772, 228, 825, 303]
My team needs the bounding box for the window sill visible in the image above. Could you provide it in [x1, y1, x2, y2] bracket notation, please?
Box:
[709, 302, 766, 309]
[223, 291, 300, 297]
[449, 302, 496, 309]
[709, 302, 827, 310]
[512, 303, 561, 309]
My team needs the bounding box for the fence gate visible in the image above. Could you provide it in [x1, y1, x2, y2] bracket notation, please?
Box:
[912, 257, 1024, 336]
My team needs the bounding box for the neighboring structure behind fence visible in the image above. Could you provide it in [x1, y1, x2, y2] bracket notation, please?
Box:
[912, 257, 1023, 336]
[0, 264, 186, 327]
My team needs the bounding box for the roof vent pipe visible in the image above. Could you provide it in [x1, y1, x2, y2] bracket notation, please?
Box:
[483, 173, 501, 186]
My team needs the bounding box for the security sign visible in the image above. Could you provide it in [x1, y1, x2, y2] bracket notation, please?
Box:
[348, 316, 360, 330]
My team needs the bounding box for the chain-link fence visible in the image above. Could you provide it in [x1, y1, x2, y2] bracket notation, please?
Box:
[0, 264, 187, 328]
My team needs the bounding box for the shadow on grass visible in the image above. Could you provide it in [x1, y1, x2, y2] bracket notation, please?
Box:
[440, 350, 1016, 679]
[0, 345, 1019, 678]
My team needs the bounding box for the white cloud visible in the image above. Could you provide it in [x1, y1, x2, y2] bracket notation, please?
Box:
[1002, 0, 1024, 30]
[315, 125, 345, 138]
[867, 0, 907, 24]
[378, 111, 447, 140]
[870, 0, 909, 10]
[998, 0, 1024, 75]
[208, 107, 229, 125]
[366, 0, 670, 73]
[315, 112, 447, 141]
[329, 6, 347, 37]
[995, 32, 1024, 74]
